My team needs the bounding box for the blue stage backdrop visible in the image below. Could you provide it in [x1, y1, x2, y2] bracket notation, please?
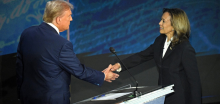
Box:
[0, 0, 220, 56]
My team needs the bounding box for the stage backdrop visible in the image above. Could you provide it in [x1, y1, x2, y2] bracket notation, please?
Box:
[0, 0, 220, 56]
[0, 0, 220, 104]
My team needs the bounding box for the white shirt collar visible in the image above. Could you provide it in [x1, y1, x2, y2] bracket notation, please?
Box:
[165, 36, 173, 43]
[46, 22, 60, 35]
[162, 36, 173, 58]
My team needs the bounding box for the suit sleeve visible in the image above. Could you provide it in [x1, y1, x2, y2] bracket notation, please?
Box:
[120, 44, 154, 72]
[58, 42, 105, 86]
[182, 45, 202, 104]
[16, 39, 23, 99]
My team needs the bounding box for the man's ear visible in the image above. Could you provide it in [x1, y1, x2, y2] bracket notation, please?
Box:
[55, 16, 61, 25]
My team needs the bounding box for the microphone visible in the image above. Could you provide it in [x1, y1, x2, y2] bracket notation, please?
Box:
[109, 47, 141, 97]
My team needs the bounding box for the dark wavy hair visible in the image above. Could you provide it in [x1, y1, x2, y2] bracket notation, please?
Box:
[163, 8, 190, 47]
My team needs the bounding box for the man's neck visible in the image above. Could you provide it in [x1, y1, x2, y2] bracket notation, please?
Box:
[46, 22, 60, 34]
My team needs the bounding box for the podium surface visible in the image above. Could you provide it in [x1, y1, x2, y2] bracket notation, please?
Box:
[74, 84, 174, 104]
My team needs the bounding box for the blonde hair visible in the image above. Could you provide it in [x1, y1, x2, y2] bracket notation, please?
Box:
[43, 0, 73, 23]
[163, 8, 190, 47]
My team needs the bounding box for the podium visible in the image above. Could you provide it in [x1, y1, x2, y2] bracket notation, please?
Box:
[74, 84, 174, 104]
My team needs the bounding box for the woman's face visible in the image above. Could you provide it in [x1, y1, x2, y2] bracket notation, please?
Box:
[159, 12, 174, 36]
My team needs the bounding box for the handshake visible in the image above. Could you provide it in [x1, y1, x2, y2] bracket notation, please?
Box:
[102, 63, 121, 82]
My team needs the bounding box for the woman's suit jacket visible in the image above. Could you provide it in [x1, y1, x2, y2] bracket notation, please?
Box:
[120, 34, 201, 104]
[16, 22, 104, 104]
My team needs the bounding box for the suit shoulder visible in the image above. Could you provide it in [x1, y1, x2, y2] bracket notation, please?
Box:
[20, 25, 38, 39]
[180, 40, 192, 47]
[21, 25, 40, 35]
[155, 34, 165, 40]
[153, 34, 165, 43]
[23, 25, 36, 31]
[51, 35, 72, 48]
[179, 41, 195, 52]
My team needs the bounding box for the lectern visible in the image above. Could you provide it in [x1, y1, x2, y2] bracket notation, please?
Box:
[74, 84, 174, 104]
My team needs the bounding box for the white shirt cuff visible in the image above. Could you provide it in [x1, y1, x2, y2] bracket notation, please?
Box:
[116, 63, 122, 72]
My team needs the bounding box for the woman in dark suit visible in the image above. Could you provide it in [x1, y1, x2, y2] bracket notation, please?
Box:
[111, 8, 202, 104]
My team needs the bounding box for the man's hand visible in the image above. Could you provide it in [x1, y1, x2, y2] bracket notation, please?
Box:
[111, 63, 121, 71]
[102, 64, 119, 82]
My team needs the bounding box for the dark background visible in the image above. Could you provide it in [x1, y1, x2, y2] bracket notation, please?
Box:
[0, 0, 220, 104]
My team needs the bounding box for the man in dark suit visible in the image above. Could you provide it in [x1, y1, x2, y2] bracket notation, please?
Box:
[16, 0, 119, 104]
[111, 8, 201, 104]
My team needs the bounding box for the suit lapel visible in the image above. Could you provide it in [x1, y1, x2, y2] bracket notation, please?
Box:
[162, 43, 176, 60]
[159, 35, 166, 62]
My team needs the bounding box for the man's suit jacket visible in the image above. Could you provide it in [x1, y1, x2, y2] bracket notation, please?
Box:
[16, 22, 104, 104]
[120, 34, 201, 104]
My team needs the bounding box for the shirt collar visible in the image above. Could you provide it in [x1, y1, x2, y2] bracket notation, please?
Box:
[46, 22, 60, 35]
[165, 36, 173, 43]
